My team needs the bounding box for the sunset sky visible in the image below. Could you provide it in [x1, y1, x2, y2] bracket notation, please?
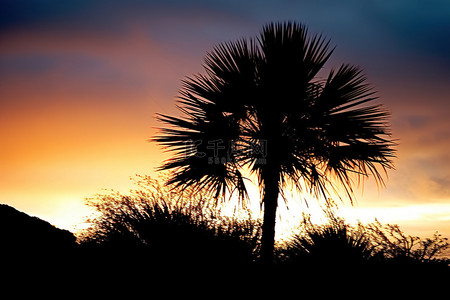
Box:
[1, 0, 450, 241]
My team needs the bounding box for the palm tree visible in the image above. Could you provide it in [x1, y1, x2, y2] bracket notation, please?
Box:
[154, 22, 395, 264]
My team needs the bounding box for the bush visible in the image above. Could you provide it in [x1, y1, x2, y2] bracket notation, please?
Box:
[77, 175, 261, 271]
[365, 220, 450, 263]
[277, 212, 374, 269]
[77, 178, 449, 281]
[277, 203, 450, 276]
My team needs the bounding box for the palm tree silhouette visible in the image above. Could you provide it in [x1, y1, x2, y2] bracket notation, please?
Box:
[154, 22, 395, 264]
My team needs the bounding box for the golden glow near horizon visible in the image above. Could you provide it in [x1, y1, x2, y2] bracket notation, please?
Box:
[1, 68, 450, 240]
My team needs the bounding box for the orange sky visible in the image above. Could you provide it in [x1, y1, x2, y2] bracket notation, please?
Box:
[1, 1, 450, 242]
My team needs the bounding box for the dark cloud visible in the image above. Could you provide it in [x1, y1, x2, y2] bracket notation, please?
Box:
[369, 1, 450, 58]
[1, 0, 101, 32]
[3, 0, 449, 65]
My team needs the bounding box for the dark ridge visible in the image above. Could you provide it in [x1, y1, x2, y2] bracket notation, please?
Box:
[0, 204, 76, 255]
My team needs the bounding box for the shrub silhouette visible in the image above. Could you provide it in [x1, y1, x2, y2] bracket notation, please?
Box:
[78, 175, 261, 271]
[365, 220, 450, 264]
[279, 215, 373, 269]
[78, 178, 449, 274]
[75, 175, 449, 286]
[277, 204, 450, 279]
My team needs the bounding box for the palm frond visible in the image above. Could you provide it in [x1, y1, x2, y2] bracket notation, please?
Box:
[311, 64, 396, 196]
[154, 21, 396, 209]
[259, 22, 333, 89]
[154, 111, 248, 202]
[153, 40, 259, 202]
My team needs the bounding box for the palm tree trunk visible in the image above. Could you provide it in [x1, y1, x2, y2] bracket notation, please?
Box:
[260, 167, 280, 265]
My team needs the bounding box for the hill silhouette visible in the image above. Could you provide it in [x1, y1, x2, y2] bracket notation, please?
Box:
[0, 204, 76, 256]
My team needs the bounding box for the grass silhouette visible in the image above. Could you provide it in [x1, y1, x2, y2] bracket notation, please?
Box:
[4, 176, 448, 291]
[278, 212, 374, 268]
[275, 204, 450, 286]
[78, 175, 261, 272]
[75, 176, 449, 285]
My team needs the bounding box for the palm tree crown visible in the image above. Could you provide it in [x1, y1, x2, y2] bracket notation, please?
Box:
[154, 22, 396, 263]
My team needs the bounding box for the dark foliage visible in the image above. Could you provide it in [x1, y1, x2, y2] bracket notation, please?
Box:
[1, 189, 448, 290]
[153, 21, 396, 263]
[76, 177, 449, 284]
[154, 21, 396, 202]
[77, 176, 261, 271]
[276, 205, 450, 282]
[278, 215, 373, 268]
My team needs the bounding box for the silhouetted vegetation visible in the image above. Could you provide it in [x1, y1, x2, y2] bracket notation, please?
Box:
[1, 176, 448, 288]
[153, 21, 396, 264]
[3, 20, 447, 288]
[366, 222, 449, 263]
[77, 175, 261, 272]
[73, 176, 449, 282]
[278, 211, 374, 268]
[276, 204, 450, 281]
